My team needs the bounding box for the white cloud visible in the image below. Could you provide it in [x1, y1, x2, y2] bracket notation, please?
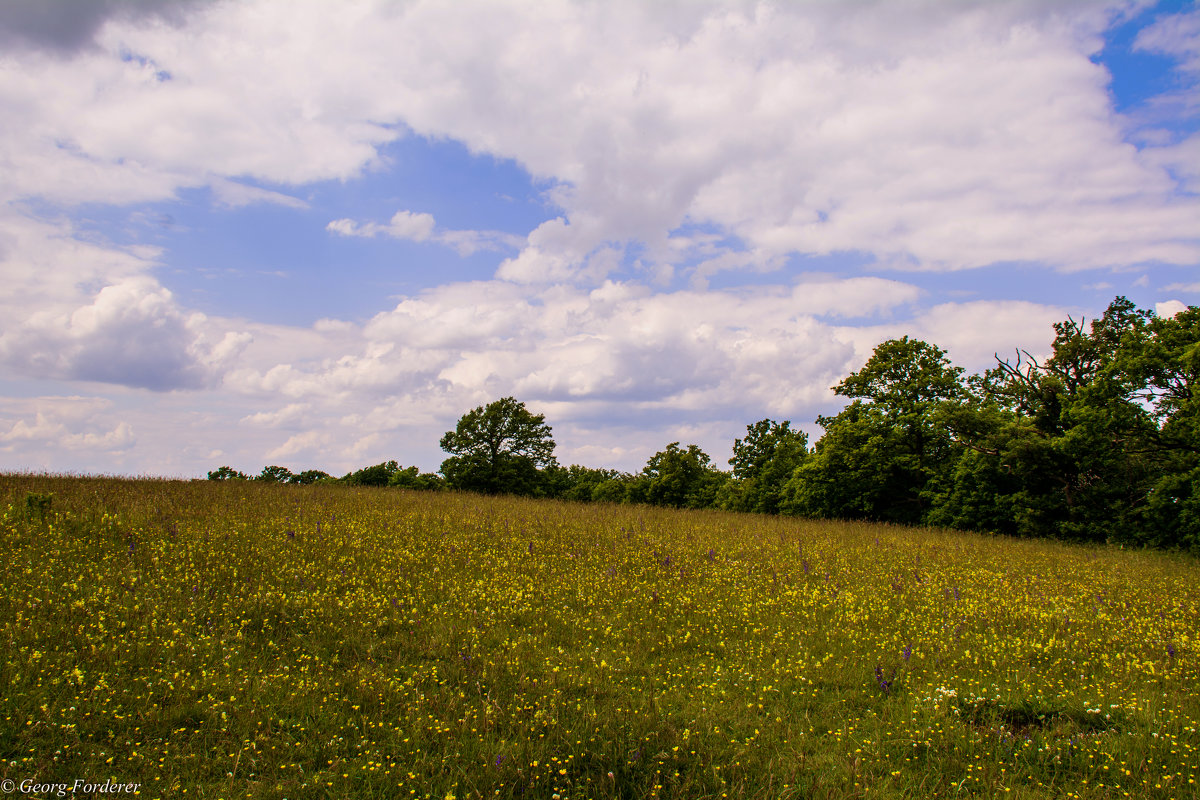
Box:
[1139, 133, 1200, 194]
[0, 210, 253, 391]
[241, 403, 311, 428]
[327, 209, 522, 255]
[1156, 299, 1187, 317]
[225, 275, 976, 426]
[210, 178, 308, 209]
[1134, 7, 1200, 74]
[266, 430, 333, 461]
[0, 274, 247, 391]
[0, 396, 135, 457]
[327, 210, 435, 241]
[2, 0, 1194, 279]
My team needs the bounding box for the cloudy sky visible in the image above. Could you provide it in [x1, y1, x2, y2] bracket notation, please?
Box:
[1, 0, 1197, 478]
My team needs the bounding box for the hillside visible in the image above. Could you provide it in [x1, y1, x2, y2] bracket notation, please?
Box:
[1, 474, 1196, 799]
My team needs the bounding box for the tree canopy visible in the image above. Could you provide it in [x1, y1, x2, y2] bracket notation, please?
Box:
[784, 338, 964, 524]
[439, 396, 558, 495]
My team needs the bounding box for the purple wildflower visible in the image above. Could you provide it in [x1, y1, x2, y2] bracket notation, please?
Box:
[902, 643, 912, 662]
[874, 664, 895, 696]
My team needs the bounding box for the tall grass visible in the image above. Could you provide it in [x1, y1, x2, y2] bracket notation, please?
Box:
[1, 474, 1196, 798]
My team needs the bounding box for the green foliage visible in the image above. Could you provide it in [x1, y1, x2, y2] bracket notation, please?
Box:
[773, 301, 1199, 550]
[591, 473, 639, 504]
[206, 465, 248, 481]
[343, 459, 402, 487]
[552, 464, 626, 503]
[256, 465, 295, 483]
[439, 397, 558, 496]
[293, 469, 332, 485]
[939, 298, 1176, 544]
[784, 338, 964, 524]
[641, 442, 729, 509]
[1124, 305, 1200, 548]
[724, 419, 808, 514]
[387, 465, 444, 492]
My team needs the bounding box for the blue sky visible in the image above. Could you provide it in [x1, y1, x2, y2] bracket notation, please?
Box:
[1, 0, 1197, 477]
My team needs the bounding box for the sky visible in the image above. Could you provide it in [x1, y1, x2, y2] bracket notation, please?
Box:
[1, 0, 1198, 478]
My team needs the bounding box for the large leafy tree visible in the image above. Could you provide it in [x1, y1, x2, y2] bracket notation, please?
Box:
[725, 419, 808, 514]
[256, 465, 296, 483]
[207, 466, 248, 481]
[640, 442, 728, 509]
[439, 397, 558, 496]
[936, 298, 1164, 543]
[1115, 303, 1199, 547]
[785, 337, 965, 523]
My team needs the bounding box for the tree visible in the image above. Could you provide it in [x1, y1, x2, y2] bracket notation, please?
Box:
[257, 465, 296, 483]
[725, 419, 808, 514]
[343, 460, 401, 487]
[388, 466, 445, 492]
[554, 465, 625, 503]
[1129, 304, 1200, 548]
[935, 298, 1163, 543]
[591, 472, 639, 504]
[641, 442, 728, 509]
[439, 397, 558, 495]
[207, 466, 248, 481]
[784, 337, 964, 523]
[294, 469, 332, 485]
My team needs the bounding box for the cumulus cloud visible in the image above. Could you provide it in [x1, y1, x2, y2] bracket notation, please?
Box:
[0, 0, 205, 53]
[0, 211, 252, 391]
[0, 396, 134, 456]
[374, 0, 1198, 281]
[327, 210, 436, 241]
[0, 274, 249, 391]
[1156, 299, 1188, 317]
[229, 275, 928, 418]
[3, 0, 1196, 273]
[327, 209, 523, 255]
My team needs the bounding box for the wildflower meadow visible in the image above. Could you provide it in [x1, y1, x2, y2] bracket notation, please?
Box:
[1, 474, 1196, 799]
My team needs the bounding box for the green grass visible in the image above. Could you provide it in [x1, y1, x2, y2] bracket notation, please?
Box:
[1, 474, 1197, 799]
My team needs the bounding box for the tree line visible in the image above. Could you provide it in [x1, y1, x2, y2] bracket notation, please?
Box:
[210, 297, 1198, 550]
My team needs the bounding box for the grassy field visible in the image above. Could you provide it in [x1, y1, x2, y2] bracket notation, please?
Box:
[0, 474, 1196, 799]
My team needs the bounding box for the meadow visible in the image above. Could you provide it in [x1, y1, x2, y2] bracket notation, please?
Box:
[1, 474, 1197, 799]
